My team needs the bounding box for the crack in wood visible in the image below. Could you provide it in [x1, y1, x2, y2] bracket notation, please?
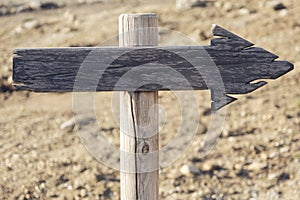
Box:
[129, 92, 139, 200]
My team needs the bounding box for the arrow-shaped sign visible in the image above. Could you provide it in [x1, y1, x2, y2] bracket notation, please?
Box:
[13, 25, 293, 110]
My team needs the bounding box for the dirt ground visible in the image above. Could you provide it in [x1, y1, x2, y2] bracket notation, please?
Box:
[0, 0, 300, 199]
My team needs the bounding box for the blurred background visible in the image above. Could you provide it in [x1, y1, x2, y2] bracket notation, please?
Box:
[0, 0, 299, 199]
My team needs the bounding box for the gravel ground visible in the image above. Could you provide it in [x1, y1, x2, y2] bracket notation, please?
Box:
[0, 0, 299, 199]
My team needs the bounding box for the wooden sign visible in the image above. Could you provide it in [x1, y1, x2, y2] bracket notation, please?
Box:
[13, 25, 293, 110]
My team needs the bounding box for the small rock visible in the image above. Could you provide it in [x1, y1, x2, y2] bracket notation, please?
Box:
[15, 5, 32, 14]
[74, 179, 83, 189]
[190, 0, 212, 8]
[273, 3, 286, 11]
[61, 27, 75, 33]
[180, 164, 200, 175]
[80, 188, 87, 197]
[25, 194, 31, 199]
[180, 165, 191, 175]
[18, 194, 25, 200]
[222, 128, 229, 137]
[201, 162, 213, 171]
[0, 5, 10, 16]
[40, 182, 46, 189]
[28, 0, 42, 10]
[60, 118, 75, 130]
[188, 165, 201, 174]
[250, 190, 258, 198]
[247, 162, 267, 171]
[23, 20, 40, 30]
[260, 153, 268, 161]
[240, 111, 247, 117]
[279, 146, 290, 153]
[279, 9, 288, 17]
[233, 163, 243, 171]
[12, 153, 19, 160]
[34, 185, 40, 193]
[40, 2, 60, 10]
[238, 8, 250, 15]
[14, 25, 23, 34]
[268, 152, 278, 158]
[277, 172, 290, 182]
[176, 0, 212, 9]
[222, 2, 233, 12]
[268, 173, 277, 180]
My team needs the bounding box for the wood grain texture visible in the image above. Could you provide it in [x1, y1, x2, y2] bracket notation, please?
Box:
[119, 14, 159, 200]
[13, 24, 294, 110]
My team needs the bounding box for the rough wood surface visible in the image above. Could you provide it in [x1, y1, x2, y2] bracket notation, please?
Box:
[13, 24, 294, 110]
[119, 14, 159, 200]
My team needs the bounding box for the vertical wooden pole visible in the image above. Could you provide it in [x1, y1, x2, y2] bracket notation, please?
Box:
[119, 14, 159, 200]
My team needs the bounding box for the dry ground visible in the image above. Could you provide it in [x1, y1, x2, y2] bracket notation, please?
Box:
[0, 0, 300, 199]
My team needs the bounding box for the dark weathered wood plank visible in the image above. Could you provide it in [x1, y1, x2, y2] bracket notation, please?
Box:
[13, 25, 294, 110]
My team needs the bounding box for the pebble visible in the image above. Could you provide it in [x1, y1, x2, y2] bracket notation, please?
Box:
[234, 163, 243, 171]
[247, 162, 267, 171]
[260, 153, 268, 161]
[0, 5, 10, 16]
[40, 182, 46, 189]
[13, 25, 23, 34]
[34, 185, 40, 193]
[250, 191, 258, 198]
[222, 128, 229, 137]
[240, 111, 247, 117]
[28, 0, 42, 10]
[18, 195, 25, 200]
[273, 3, 286, 11]
[80, 188, 87, 197]
[269, 152, 278, 158]
[188, 165, 201, 174]
[279, 146, 290, 153]
[179, 165, 191, 175]
[180, 164, 200, 175]
[40, 2, 60, 10]
[238, 8, 250, 15]
[268, 173, 277, 180]
[60, 118, 75, 130]
[176, 0, 211, 10]
[12, 153, 19, 160]
[23, 20, 40, 30]
[266, 1, 287, 11]
[279, 9, 288, 17]
[222, 2, 233, 12]
[201, 161, 214, 171]
[277, 172, 290, 182]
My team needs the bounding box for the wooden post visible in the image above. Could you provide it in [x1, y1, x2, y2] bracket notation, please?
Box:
[119, 14, 159, 200]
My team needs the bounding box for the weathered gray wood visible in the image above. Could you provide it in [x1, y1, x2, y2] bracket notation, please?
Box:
[13, 24, 293, 110]
[119, 14, 159, 200]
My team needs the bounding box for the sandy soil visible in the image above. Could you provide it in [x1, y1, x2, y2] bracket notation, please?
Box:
[0, 0, 300, 199]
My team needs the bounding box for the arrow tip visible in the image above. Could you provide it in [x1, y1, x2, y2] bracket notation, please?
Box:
[211, 24, 254, 50]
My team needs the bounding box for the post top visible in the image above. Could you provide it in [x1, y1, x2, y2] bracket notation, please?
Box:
[119, 13, 157, 18]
